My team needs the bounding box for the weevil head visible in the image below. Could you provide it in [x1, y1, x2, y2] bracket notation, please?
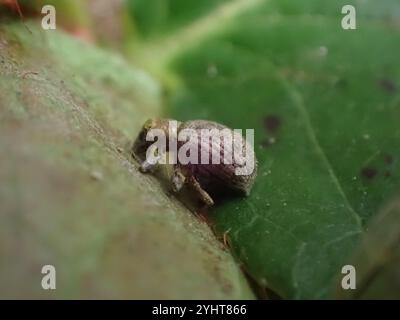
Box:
[132, 119, 157, 159]
[132, 119, 181, 160]
[142, 119, 157, 131]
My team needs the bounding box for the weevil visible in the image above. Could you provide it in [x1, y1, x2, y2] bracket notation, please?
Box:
[132, 119, 257, 207]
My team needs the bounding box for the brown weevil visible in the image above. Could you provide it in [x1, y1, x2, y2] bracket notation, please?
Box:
[132, 119, 257, 207]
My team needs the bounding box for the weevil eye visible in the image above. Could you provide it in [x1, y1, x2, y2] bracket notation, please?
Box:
[143, 119, 155, 131]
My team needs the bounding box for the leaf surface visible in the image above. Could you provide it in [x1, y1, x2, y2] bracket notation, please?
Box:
[0, 23, 253, 299]
[131, 0, 400, 298]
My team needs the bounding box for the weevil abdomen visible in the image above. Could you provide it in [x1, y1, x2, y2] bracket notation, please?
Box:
[177, 120, 257, 196]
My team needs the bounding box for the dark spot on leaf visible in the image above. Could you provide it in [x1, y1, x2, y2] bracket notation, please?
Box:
[384, 154, 393, 165]
[335, 78, 348, 89]
[263, 115, 281, 133]
[361, 167, 378, 180]
[384, 171, 391, 178]
[378, 78, 397, 94]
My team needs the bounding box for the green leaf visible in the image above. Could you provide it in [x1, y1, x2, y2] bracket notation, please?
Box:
[336, 198, 400, 299]
[127, 0, 231, 39]
[0, 23, 253, 299]
[131, 0, 400, 298]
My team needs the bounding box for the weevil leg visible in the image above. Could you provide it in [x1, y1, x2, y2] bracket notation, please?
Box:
[171, 166, 214, 207]
[187, 176, 215, 207]
[171, 166, 186, 192]
[138, 143, 167, 173]
[139, 159, 155, 173]
[139, 154, 162, 173]
[223, 228, 232, 249]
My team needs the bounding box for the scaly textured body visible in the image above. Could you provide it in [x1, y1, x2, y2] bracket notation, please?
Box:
[132, 119, 258, 206]
[177, 120, 257, 196]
